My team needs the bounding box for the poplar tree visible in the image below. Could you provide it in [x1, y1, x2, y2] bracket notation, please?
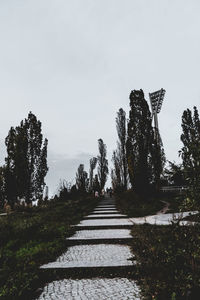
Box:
[165, 161, 186, 186]
[111, 149, 122, 190]
[89, 157, 97, 192]
[0, 166, 5, 207]
[93, 174, 101, 193]
[116, 108, 128, 190]
[76, 164, 88, 193]
[180, 106, 200, 204]
[97, 139, 109, 190]
[5, 112, 48, 204]
[150, 137, 165, 190]
[126, 90, 154, 194]
[4, 127, 18, 206]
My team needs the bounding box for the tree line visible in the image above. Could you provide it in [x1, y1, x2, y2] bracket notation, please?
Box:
[0, 111, 110, 208]
[58, 138, 109, 200]
[1, 91, 199, 209]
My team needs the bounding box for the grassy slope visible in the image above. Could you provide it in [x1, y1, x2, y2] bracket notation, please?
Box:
[115, 190, 164, 217]
[131, 224, 200, 300]
[0, 196, 98, 300]
[116, 190, 200, 299]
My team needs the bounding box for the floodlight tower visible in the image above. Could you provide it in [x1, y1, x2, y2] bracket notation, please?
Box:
[149, 88, 166, 143]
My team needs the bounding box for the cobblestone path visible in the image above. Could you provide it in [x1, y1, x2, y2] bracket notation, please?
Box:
[37, 197, 141, 299]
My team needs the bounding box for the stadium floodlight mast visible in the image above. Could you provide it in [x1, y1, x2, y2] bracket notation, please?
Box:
[149, 88, 166, 143]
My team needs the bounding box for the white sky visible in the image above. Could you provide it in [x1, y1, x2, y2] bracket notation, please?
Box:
[0, 0, 200, 195]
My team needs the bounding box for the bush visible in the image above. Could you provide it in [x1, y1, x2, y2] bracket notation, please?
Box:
[116, 190, 164, 217]
[131, 223, 200, 299]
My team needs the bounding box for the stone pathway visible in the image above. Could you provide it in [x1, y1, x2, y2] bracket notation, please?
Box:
[38, 197, 141, 299]
[38, 278, 140, 300]
[68, 229, 132, 240]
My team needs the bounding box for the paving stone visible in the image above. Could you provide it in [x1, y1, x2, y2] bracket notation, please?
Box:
[67, 229, 132, 240]
[129, 211, 198, 225]
[93, 210, 119, 214]
[85, 214, 127, 218]
[96, 205, 116, 208]
[38, 198, 142, 298]
[94, 207, 117, 211]
[78, 212, 199, 227]
[40, 244, 135, 268]
[77, 218, 133, 227]
[90, 211, 120, 215]
[37, 278, 141, 300]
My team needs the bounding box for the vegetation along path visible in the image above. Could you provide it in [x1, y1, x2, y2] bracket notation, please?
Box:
[37, 196, 141, 300]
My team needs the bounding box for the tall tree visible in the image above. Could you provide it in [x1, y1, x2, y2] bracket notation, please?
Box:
[89, 157, 97, 192]
[150, 137, 165, 190]
[180, 106, 200, 204]
[126, 90, 154, 194]
[58, 180, 69, 201]
[97, 138, 109, 190]
[0, 166, 5, 208]
[164, 161, 186, 186]
[93, 174, 101, 193]
[5, 112, 48, 204]
[116, 108, 128, 190]
[4, 127, 18, 206]
[76, 164, 88, 193]
[111, 149, 122, 191]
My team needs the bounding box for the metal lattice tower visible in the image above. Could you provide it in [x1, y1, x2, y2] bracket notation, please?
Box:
[149, 88, 166, 143]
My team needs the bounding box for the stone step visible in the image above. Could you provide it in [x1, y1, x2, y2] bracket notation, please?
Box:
[76, 218, 133, 230]
[85, 213, 127, 219]
[90, 211, 120, 215]
[66, 239, 133, 245]
[40, 244, 135, 269]
[84, 216, 127, 220]
[97, 202, 115, 205]
[96, 203, 116, 206]
[93, 210, 119, 214]
[67, 229, 132, 240]
[37, 278, 141, 300]
[76, 225, 133, 230]
[96, 206, 116, 209]
[66, 229, 132, 245]
[94, 207, 117, 211]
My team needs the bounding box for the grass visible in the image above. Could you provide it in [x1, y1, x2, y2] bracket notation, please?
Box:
[115, 189, 187, 217]
[183, 213, 200, 222]
[115, 190, 164, 217]
[161, 193, 185, 213]
[0, 195, 98, 300]
[130, 223, 200, 300]
[116, 190, 200, 299]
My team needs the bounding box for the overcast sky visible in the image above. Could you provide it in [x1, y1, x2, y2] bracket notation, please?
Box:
[0, 0, 200, 195]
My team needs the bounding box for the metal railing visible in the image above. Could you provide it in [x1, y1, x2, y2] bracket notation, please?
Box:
[160, 186, 188, 194]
